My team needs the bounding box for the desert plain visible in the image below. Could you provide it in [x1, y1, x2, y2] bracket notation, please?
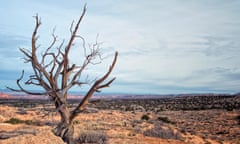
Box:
[0, 93, 239, 144]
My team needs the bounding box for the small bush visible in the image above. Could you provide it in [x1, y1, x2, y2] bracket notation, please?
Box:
[143, 122, 183, 140]
[225, 106, 233, 111]
[236, 115, 240, 125]
[73, 120, 80, 125]
[76, 131, 108, 144]
[5, 118, 33, 125]
[5, 118, 25, 124]
[24, 120, 33, 125]
[128, 132, 136, 137]
[204, 141, 212, 144]
[141, 114, 150, 121]
[158, 116, 175, 124]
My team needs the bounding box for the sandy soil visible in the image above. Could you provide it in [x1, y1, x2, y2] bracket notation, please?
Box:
[0, 105, 239, 144]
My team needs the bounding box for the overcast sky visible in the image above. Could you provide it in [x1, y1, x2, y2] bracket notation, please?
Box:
[0, 0, 240, 94]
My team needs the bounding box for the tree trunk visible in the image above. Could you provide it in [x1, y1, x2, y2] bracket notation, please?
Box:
[54, 121, 74, 144]
[53, 101, 75, 144]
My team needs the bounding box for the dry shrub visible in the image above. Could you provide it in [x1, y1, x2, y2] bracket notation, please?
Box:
[76, 130, 108, 144]
[236, 115, 240, 125]
[141, 114, 150, 121]
[4, 118, 44, 126]
[5, 118, 32, 125]
[143, 122, 183, 141]
[158, 116, 175, 124]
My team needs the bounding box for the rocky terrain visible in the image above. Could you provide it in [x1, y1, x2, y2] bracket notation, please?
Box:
[0, 94, 239, 144]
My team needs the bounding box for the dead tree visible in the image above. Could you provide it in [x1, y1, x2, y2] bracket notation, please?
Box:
[7, 5, 118, 144]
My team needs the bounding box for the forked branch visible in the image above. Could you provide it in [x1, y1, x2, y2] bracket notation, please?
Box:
[70, 52, 118, 119]
[6, 70, 47, 95]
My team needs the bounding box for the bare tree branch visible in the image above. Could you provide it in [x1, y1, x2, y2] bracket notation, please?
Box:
[70, 51, 118, 119]
[61, 4, 87, 99]
[6, 70, 47, 95]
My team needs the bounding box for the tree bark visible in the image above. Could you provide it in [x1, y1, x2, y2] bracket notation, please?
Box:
[53, 102, 75, 144]
[54, 121, 74, 144]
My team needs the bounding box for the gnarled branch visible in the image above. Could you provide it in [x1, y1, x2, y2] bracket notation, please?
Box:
[6, 70, 47, 95]
[70, 51, 118, 120]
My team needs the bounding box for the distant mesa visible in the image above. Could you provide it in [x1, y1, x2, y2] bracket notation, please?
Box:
[0, 93, 14, 99]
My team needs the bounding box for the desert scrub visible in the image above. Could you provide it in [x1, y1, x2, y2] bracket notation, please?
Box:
[236, 115, 240, 125]
[143, 122, 183, 140]
[158, 116, 175, 124]
[5, 118, 33, 125]
[128, 132, 136, 137]
[76, 131, 108, 144]
[5, 118, 24, 124]
[73, 120, 80, 125]
[141, 114, 150, 121]
[204, 141, 212, 144]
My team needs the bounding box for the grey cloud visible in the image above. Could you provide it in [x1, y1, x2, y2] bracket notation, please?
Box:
[152, 66, 239, 94]
[120, 48, 151, 57]
[213, 67, 240, 81]
[201, 35, 240, 56]
[185, 67, 240, 85]
[0, 33, 29, 58]
[178, 35, 240, 57]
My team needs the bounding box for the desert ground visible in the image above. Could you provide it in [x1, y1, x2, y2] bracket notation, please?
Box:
[0, 94, 239, 144]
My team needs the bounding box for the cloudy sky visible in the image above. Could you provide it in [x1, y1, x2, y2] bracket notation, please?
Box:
[0, 0, 240, 94]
